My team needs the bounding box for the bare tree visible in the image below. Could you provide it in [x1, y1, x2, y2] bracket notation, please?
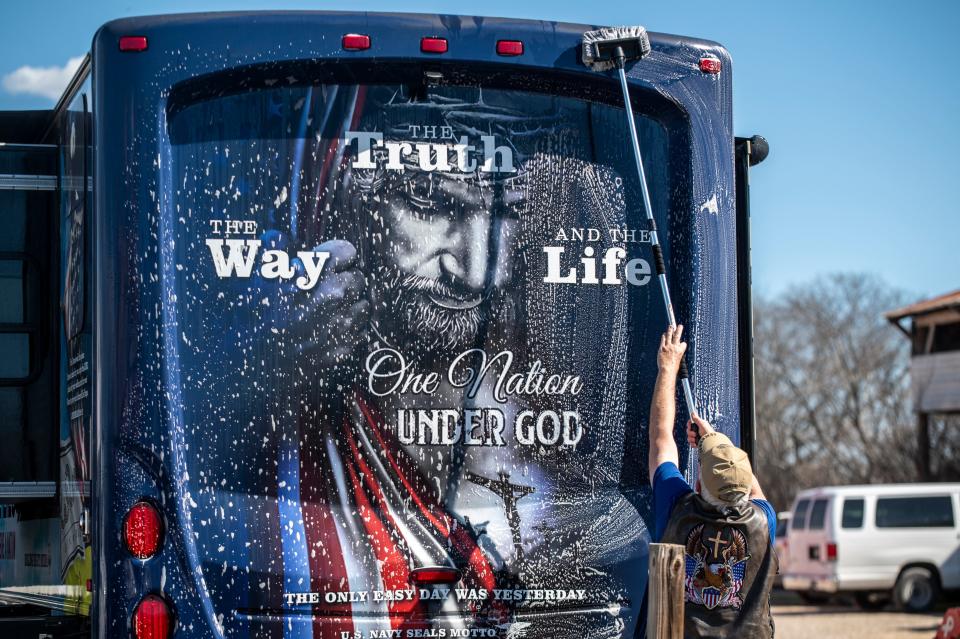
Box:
[928, 413, 960, 480]
[753, 273, 918, 511]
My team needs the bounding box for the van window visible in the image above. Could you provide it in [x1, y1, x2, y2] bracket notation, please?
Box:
[876, 496, 954, 528]
[809, 499, 828, 530]
[793, 499, 810, 530]
[841, 498, 864, 529]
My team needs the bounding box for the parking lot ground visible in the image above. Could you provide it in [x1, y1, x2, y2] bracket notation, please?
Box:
[772, 591, 946, 639]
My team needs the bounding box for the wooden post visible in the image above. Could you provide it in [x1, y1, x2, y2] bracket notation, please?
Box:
[647, 543, 685, 639]
[917, 411, 931, 481]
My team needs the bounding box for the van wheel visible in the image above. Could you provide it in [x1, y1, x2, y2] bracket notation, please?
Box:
[854, 592, 887, 610]
[893, 567, 939, 612]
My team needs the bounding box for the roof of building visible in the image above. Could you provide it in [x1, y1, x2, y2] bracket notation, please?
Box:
[885, 289, 960, 321]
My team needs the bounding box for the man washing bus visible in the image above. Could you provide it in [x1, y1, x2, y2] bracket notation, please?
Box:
[649, 325, 777, 638]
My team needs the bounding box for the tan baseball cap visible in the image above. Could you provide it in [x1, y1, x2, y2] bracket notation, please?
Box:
[699, 431, 753, 502]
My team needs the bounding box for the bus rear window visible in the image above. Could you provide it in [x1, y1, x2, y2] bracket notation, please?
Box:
[876, 496, 954, 528]
[158, 77, 682, 619]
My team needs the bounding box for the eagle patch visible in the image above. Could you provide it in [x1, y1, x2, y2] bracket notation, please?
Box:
[683, 524, 750, 610]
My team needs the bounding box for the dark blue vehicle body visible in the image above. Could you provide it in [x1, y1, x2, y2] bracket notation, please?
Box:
[90, 12, 742, 638]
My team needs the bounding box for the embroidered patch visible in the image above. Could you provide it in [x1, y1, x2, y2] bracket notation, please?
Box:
[683, 524, 750, 610]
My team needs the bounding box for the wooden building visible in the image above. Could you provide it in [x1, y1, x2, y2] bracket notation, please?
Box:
[885, 290, 960, 479]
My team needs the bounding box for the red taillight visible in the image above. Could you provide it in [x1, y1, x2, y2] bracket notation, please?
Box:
[124, 501, 163, 559]
[119, 36, 148, 52]
[420, 37, 448, 54]
[826, 542, 838, 561]
[699, 56, 721, 74]
[132, 595, 173, 639]
[342, 34, 371, 51]
[410, 566, 460, 585]
[496, 40, 524, 56]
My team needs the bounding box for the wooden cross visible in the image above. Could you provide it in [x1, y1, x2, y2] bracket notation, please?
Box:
[707, 530, 728, 557]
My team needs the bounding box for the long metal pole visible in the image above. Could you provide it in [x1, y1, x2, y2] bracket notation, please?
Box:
[617, 66, 697, 419]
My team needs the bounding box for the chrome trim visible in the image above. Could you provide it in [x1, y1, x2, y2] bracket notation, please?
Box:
[0, 174, 58, 191]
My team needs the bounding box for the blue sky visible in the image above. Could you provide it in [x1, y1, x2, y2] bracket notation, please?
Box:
[2, 1, 958, 300]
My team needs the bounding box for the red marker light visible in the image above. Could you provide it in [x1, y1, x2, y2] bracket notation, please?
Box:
[342, 34, 371, 51]
[496, 40, 524, 56]
[420, 37, 448, 54]
[410, 566, 461, 585]
[119, 36, 148, 52]
[698, 56, 721, 74]
[132, 595, 173, 639]
[123, 501, 163, 559]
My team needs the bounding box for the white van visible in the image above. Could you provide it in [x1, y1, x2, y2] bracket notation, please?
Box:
[782, 483, 960, 611]
[774, 511, 791, 585]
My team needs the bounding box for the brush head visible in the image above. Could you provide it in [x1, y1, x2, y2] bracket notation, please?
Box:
[581, 26, 651, 72]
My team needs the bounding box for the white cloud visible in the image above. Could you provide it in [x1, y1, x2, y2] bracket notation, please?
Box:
[2, 56, 84, 101]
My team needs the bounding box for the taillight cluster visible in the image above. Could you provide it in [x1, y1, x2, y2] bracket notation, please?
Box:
[124, 501, 173, 638]
[826, 542, 838, 562]
[123, 501, 163, 559]
[133, 594, 173, 639]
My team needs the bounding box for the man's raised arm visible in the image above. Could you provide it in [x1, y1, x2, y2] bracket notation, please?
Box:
[648, 325, 687, 486]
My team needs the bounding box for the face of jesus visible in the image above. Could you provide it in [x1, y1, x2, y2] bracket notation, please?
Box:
[365, 161, 523, 354]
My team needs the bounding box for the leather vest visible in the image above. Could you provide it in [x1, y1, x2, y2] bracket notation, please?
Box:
[660, 492, 778, 639]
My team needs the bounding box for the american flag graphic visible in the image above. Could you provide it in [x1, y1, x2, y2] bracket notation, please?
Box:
[683, 551, 748, 610]
[702, 588, 722, 609]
